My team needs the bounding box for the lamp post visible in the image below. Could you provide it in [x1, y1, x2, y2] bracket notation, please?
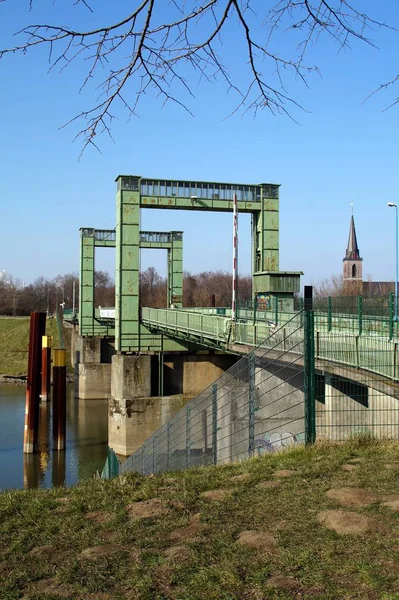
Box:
[387, 202, 398, 321]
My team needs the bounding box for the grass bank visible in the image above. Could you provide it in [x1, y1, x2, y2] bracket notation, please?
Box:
[0, 317, 71, 377]
[1, 438, 398, 599]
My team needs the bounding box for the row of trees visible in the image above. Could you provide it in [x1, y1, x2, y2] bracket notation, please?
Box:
[0, 268, 252, 316]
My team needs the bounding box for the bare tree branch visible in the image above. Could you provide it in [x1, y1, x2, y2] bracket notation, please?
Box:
[0, 0, 392, 154]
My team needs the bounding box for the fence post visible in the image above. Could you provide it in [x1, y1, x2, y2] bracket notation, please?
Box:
[186, 405, 191, 468]
[358, 295, 363, 336]
[327, 296, 332, 332]
[212, 383, 218, 465]
[304, 286, 316, 445]
[389, 292, 394, 341]
[166, 422, 171, 471]
[248, 354, 256, 457]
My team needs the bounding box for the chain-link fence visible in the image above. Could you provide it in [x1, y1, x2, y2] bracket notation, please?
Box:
[117, 313, 308, 477]
[315, 336, 399, 441]
[102, 304, 399, 479]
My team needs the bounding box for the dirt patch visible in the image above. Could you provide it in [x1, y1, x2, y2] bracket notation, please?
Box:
[273, 469, 296, 478]
[164, 545, 191, 562]
[382, 494, 399, 512]
[266, 575, 302, 592]
[152, 564, 176, 597]
[28, 545, 54, 557]
[236, 530, 277, 552]
[78, 594, 113, 600]
[22, 578, 74, 599]
[342, 464, 359, 473]
[231, 473, 251, 483]
[127, 498, 169, 519]
[317, 510, 379, 535]
[256, 480, 281, 489]
[168, 500, 185, 510]
[170, 514, 206, 543]
[200, 489, 233, 500]
[326, 487, 378, 507]
[85, 510, 115, 524]
[99, 531, 119, 542]
[78, 544, 127, 560]
[347, 458, 363, 464]
[385, 463, 399, 471]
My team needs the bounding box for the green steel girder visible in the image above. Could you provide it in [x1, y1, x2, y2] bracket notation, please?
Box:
[79, 227, 183, 337]
[115, 176, 283, 353]
[116, 175, 280, 274]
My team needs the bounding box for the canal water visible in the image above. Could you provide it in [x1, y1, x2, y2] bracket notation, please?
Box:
[0, 384, 189, 491]
[0, 384, 108, 491]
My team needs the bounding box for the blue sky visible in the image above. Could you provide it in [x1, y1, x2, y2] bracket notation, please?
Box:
[0, 1, 398, 289]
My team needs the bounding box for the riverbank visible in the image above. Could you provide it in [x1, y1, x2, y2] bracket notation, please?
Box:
[0, 316, 71, 378]
[1, 437, 398, 599]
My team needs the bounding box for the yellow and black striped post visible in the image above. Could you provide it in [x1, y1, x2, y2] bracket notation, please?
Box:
[40, 335, 52, 402]
[52, 349, 66, 451]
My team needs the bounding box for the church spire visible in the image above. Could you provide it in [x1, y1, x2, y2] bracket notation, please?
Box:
[344, 214, 361, 261]
[343, 212, 363, 282]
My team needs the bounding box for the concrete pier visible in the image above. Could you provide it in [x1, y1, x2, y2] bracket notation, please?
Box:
[109, 354, 152, 455]
[163, 352, 238, 395]
[73, 334, 115, 400]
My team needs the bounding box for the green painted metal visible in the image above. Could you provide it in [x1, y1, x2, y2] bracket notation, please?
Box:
[168, 232, 183, 308]
[186, 405, 191, 468]
[358, 295, 363, 335]
[389, 292, 394, 341]
[79, 228, 96, 336]
[248, 353, 256, 456]
[114, 175, 303, 352]
[327, 297, 332, 332]
[115, 188, 140, 352]
[101, 447, 120, 479]
[79, 226, 184, 347]
[304, 310, 316, 445]
[212, 383, 218, 465]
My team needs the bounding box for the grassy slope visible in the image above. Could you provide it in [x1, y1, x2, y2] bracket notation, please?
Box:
[0, 317, 70, 376]
[1, 438, 398, 600]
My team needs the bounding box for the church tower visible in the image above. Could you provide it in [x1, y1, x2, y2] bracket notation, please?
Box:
[343, 214, 363, 282]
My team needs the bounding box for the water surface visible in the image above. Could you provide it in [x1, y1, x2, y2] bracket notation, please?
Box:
[0, 384, 108, 490]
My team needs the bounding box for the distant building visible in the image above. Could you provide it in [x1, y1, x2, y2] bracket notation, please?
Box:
[342, 214, 394, 296]
[343, 214, 363, 283]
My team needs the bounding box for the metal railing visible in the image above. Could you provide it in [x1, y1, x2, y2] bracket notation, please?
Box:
[141, 307, 233, 346]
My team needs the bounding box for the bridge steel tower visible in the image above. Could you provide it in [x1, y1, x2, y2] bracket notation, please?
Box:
[79, 227, 184, 339]
[110, 175, 302, 455]
[115, 175, 302, 353]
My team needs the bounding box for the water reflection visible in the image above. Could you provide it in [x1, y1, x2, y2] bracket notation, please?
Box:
[0, 385, 108, 491]
[52, 452, 66, 488]
[1, 383, 191, 491]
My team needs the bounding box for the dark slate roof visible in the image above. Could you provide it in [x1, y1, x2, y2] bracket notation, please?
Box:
[344, 215, 362, 261]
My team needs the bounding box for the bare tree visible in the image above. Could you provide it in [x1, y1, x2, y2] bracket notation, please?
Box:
[0, 1, 389, 154]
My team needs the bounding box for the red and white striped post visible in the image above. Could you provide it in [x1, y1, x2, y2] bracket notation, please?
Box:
[232, 193, 238, 322]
